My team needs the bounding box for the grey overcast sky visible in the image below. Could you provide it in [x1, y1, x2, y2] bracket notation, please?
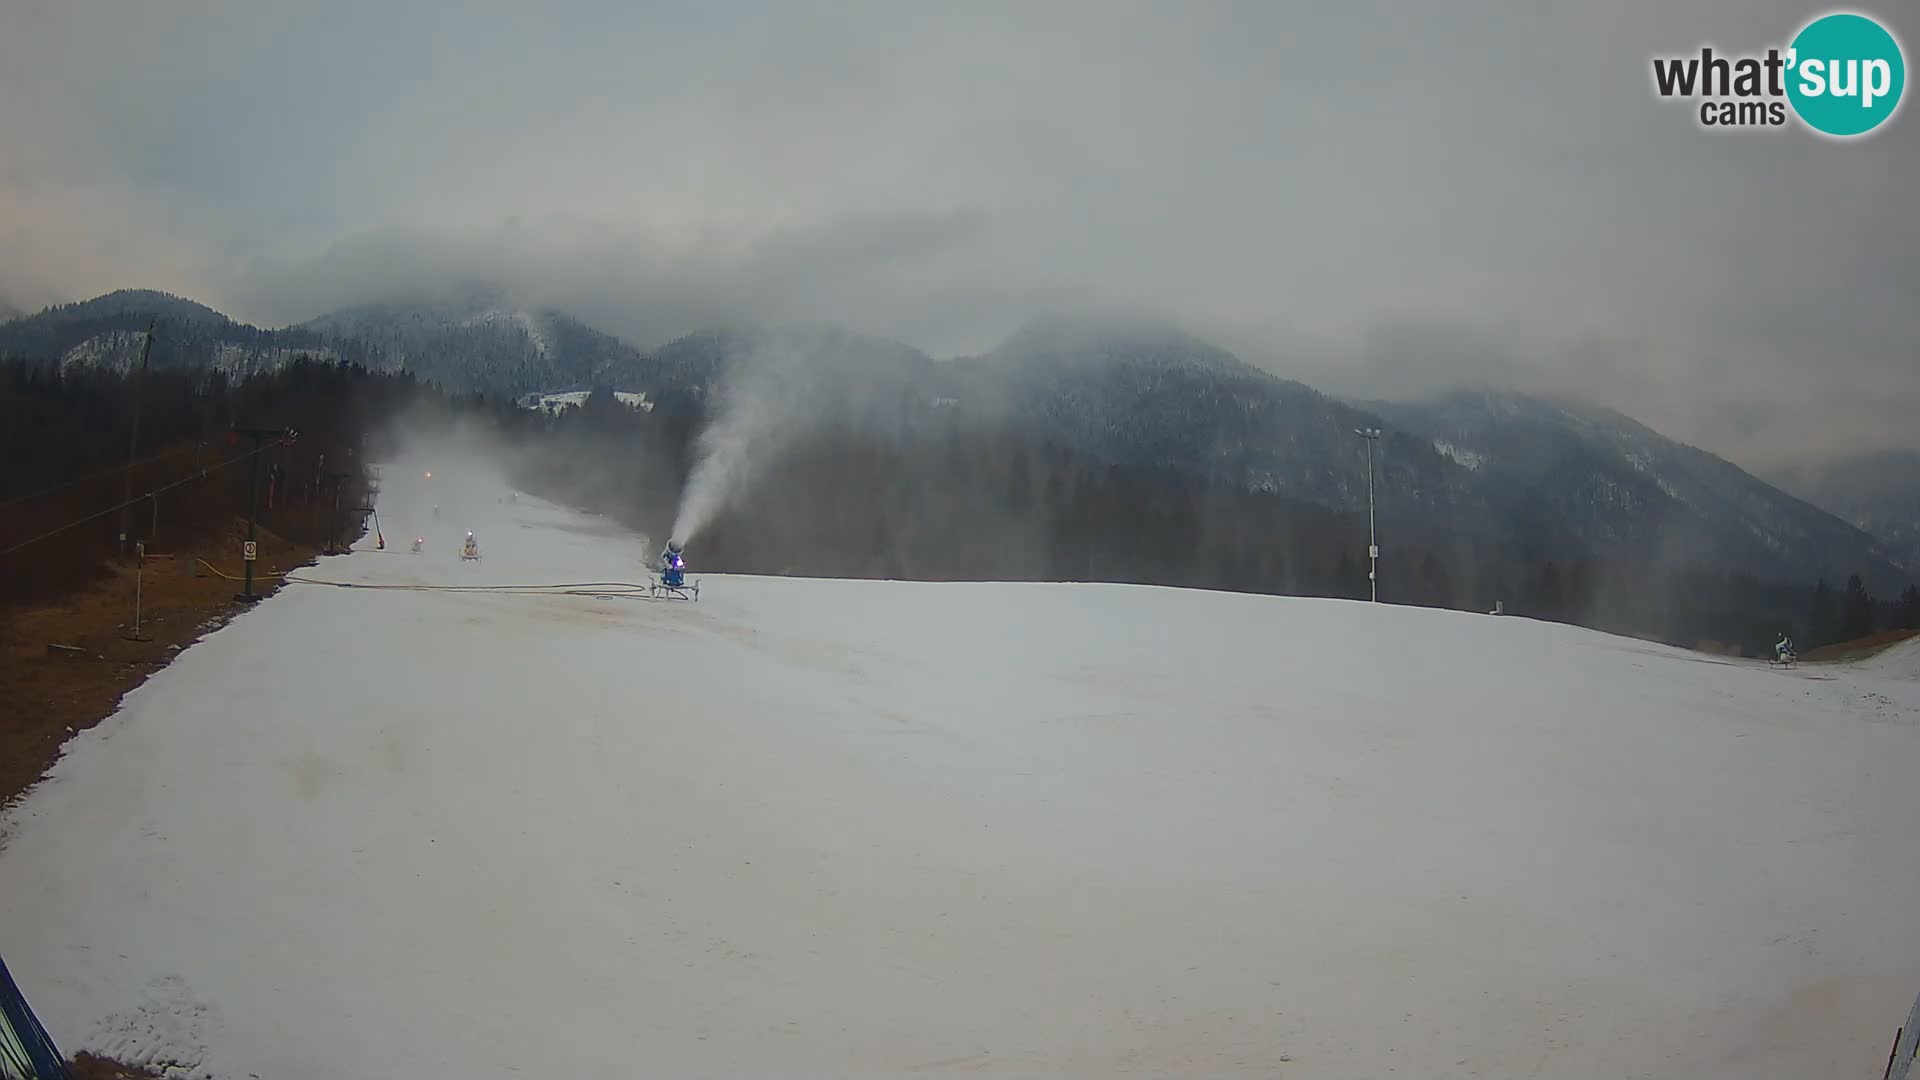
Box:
[1, 0, 1913, 469]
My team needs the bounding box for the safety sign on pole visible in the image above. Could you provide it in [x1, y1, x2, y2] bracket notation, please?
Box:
[243, 541, 257, 562]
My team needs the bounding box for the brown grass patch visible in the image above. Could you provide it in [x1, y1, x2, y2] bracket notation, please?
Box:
[1802, 627, 1919, 663]
[65, 1052, 164, 1079]
[0, 518, 317, 808]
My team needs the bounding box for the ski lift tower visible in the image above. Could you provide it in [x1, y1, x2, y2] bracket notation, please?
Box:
[1355, 427, 1381, 602]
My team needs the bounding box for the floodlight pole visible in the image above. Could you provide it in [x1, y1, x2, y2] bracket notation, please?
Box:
[1356, 427, 1381, 602]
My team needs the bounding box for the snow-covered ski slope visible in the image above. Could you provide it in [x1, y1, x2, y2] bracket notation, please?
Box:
[1857, 635, 1920, 682]
[4, 451, 1919, 1080]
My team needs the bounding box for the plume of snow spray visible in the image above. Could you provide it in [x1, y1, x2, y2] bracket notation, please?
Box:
[668, 343, 799, 546]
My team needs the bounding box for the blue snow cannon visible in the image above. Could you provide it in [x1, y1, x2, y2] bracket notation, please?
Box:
[653, 540, 697, 599]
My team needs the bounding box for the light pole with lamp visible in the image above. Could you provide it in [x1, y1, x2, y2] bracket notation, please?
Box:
[1355, 427, 1381, 602]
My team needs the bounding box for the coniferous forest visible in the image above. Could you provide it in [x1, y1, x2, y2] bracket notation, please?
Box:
[1, 360, 416, 607]
[499, 386, 1919, 657]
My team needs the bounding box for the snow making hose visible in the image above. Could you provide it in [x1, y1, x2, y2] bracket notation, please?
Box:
[279, 575, 659, 600]
[193, 559, 662, 600]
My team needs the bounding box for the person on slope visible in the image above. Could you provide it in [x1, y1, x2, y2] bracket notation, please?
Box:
[1775, 634, 1795, 665]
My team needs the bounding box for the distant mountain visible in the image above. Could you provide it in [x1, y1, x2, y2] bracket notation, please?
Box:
[33, 289, 230, 327]
[615, 316, 1490, 526]
[2, 290, 1903, 594]
[597, 323, 942, 423]
[943, 317, 1494, 528]
[596, 316, 1909, 594]
[0, 289, 339, 378]
[0, 288, 668, 399]
[1768, 451, 1920, 571]
[1370, 388, 1910, 594]
[294, 293, 651, 398]
[0, 288, 950, 412]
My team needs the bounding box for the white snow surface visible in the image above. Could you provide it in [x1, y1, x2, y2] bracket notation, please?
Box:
[4, 450, 1920, 1079]
[57, 331, 147, 375]
[1624, 451, 1685, 503]
[1856, 635, 1920, 682]
[1431, 438, 1486, 471]
[517, 389, 651, 415]
[57, 334, 336, 379]
[209, 341, 338, 378]
[460, 309, 552, 358]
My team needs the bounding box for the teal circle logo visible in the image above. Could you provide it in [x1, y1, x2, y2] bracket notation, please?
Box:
[1787, 13, 1905, 136]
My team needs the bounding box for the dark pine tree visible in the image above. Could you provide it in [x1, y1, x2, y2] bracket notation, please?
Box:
[1534, 561, 1566, 619]
[1005, 448, 1032, 513]
[1417, 549, 1453, 609]
[1807, 578, 1839, 647]
[1841, 573, 1875, 641]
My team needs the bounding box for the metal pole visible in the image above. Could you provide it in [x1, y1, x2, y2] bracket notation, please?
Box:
[233, 428, 292, 604]
[330, 476, 343, 553]
[1356, 427, 1381, 602]
[1367, 437, 1376, 603]
[309, 459, 320, 546]
[240, 442, 260, 603]
[122, 541, 152, 641]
